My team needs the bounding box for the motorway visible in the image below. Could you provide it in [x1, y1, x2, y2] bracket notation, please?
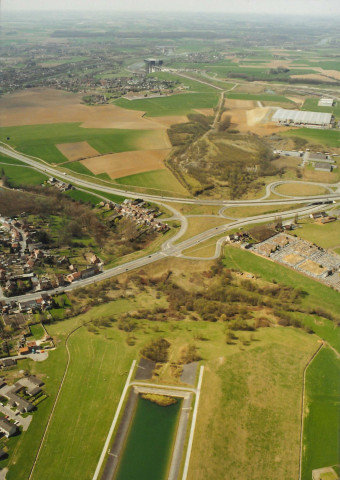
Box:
[1, 143, 340, 302]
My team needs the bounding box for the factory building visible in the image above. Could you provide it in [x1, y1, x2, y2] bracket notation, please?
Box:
[318, 98, 335, 107]
[144, 58, 163, 74]
[272, 109, 334, 129]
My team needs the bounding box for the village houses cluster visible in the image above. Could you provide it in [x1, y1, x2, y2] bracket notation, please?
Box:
[0, 213, 102, 299]
[99, 198, 170, 233]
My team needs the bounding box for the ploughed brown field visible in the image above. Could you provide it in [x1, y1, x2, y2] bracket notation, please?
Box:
[56, 141, 100, 162]
[0, 88, 185, 131]
[81, 148, 170, 178]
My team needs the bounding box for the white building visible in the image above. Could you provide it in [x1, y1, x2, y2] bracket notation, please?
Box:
[272, 109, 333, 128]
[318, 98, 335, 107]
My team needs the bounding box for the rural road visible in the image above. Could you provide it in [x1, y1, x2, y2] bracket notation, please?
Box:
[1, 143, 340, 302]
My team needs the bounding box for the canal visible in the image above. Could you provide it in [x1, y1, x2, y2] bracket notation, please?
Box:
[115, 396, 182, 480]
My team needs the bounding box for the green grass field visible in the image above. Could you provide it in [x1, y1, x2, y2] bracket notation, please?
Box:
[302, 98, 340, 119]
[115, 169, 189, 196]
[115, 93, 219, 117]
[0, 123, 151, 164]
[283, 128, 340, 148]
[301, 347, 340, 480]
[294, 220, 340, 249]
[0, 154, 26, 166]
[150, 71, 219, 93]
[189, 327, 317, 480]
[29, 323, 45, 340]
[0, 164, 48, 186]
[63, 161, 95, 176]
[65, 189, 103, 205]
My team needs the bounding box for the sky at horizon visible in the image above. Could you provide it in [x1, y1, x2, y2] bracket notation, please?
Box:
[3, 0, 340, 16]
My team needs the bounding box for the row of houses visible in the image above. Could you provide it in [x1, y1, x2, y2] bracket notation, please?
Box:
[104, 198, 169, 233]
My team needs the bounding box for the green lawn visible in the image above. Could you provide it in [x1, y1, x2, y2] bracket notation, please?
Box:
[301, 347, 340, 480]
[0, 123, 152, 164]
[115, 93, 219, 117]
[282, 128, 340, 148]
[115, 169, 189, 196]
[29, 323, 45, 341]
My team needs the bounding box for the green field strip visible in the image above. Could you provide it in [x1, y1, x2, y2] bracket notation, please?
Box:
[301, 347, 340, 480]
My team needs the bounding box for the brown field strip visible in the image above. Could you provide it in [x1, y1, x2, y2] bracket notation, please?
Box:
[56, 141, 100, 162]
[80, 148, 170, 178]
[0, 88, 178, 130]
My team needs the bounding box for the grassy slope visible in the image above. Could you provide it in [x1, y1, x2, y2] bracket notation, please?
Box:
[115, 169, 189, 196]
[0, 164, 48, 186]
[189, 327, 317, 480]
[302, 347, 340, 479]
[0, 124, 149, 164]
[223, 247, 340, 350]
[31, 326, 135, 480]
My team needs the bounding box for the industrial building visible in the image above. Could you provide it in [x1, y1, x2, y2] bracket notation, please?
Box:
[318, 98, 335, 107]
[272, 109, 334, 129]
[144, 58, 163, 74]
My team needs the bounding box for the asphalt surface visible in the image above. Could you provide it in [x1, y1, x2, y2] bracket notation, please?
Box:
[1, 143, 340, 302]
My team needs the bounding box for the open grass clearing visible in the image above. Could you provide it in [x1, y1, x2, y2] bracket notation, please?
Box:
[0, 164, 48, 186]
[301, 347, 340, 480]
[275, 183, 329, 197]
[175, 217, 230, 244]
[283, 128, 340, 148]
[294, 219, 340, 249]
[115, 92, 220, 117]
[115, 169, 189, 196]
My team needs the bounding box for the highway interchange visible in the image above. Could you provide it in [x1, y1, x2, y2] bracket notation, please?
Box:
[1, 143, 340, 302]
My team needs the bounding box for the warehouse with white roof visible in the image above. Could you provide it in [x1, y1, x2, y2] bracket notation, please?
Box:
[272, 109, 334, 129]
[318, 98, 335, 107]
